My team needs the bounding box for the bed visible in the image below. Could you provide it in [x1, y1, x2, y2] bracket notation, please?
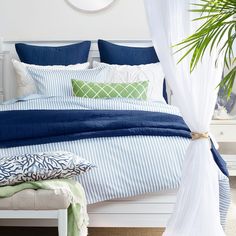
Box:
[0, 40, 230, 229]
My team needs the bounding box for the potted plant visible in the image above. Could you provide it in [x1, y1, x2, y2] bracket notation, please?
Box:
[177, 0, 236, 97]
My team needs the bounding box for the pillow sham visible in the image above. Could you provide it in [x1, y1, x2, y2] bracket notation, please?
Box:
[12, 59, 90, 98]
[27, 66, 107, 97]
[93, 61, 165, 102]
[72, 79, 149, 100]
[15, 42, 91, 65]
[97, 39, 168, 102]
[98, 39, 158, 65]
[0, 151, 94, 186]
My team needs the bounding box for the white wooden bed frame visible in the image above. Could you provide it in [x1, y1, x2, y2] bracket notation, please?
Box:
[0, 40, 176, 229]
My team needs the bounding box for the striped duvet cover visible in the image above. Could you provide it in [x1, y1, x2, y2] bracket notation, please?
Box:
[0, 97, 230, 225]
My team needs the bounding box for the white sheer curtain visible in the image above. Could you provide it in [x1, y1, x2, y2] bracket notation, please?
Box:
[144, 1, 226, 235]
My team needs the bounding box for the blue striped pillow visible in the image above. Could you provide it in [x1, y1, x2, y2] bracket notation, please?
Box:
[27, 66, 107, 97]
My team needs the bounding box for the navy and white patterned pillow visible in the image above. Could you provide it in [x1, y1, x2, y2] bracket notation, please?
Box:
[0, 151, 95, 186]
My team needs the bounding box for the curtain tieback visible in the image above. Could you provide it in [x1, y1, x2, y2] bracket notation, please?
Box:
[191, 132, 209, 140]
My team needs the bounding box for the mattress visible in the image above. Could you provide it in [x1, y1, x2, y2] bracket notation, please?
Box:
[0, 97, 230, 225]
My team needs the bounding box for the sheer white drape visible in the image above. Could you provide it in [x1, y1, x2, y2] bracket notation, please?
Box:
[144, 0, 226, 235]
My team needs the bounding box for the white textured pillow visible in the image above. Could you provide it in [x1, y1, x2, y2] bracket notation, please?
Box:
[12, 59, 90, 98]
[93, 61, 166, 102]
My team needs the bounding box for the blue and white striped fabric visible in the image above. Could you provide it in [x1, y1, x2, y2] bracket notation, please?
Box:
[0, 97, 230, 226]
[27, 66, 107, 97]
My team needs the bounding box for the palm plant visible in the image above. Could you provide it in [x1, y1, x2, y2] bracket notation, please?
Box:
[177, 0, 236, 96]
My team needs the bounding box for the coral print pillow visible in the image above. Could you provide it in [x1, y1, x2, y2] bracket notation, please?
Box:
[0, 151, 95, 186]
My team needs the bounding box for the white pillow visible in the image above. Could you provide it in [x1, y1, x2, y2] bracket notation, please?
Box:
[12, 59, 90, 98]
[93, 61, 166, 102]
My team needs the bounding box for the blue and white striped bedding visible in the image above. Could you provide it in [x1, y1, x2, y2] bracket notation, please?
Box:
[0, 97, 230, 226]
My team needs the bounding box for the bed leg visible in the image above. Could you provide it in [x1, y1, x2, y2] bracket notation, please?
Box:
[58, 209, 68, 236]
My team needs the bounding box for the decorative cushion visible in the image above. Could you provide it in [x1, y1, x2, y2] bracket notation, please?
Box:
[12, 59, 90, 98]
[0, 189, 70, 210]
[15, 42, 91, 65]
[27, 66, 106, 97]
[98, 39, 159, 65]
[72, 79, 149, 100]
[93, 61, 165, 102]
[97, 39, 168, 102]
[0, 151, 94, 186]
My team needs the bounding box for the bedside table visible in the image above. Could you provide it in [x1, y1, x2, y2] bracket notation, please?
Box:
[210, 119, 236, 176]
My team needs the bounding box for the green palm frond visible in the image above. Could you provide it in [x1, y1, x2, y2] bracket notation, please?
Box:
[176, 0, 236, 97]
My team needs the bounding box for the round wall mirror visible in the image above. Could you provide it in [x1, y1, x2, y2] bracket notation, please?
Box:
[66, 0, 114, 12]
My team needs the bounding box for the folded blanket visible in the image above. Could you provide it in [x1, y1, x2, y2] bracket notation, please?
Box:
[0, 109, 228, 176]
[0, 109, 190, 147]
[0, 179, 88, 236]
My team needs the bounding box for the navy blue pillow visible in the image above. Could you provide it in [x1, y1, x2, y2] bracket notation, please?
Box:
[98, 39, 168, 102]
[15, 41, 91, 66]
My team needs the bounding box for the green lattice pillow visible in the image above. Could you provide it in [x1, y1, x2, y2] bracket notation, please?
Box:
[71, 79, 149, 100]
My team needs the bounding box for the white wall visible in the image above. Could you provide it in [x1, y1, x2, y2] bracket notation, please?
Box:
[0, 0, 151, 41]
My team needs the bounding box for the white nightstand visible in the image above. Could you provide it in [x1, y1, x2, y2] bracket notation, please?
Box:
[210, 119, 236, 176]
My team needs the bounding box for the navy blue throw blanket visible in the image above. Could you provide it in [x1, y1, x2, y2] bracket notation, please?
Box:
[0, 109, 228, 176]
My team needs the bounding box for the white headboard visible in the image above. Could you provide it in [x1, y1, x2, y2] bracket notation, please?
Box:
[1, 40, 170, 101]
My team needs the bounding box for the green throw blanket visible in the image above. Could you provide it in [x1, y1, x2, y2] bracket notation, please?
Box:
[0, 179, 88, 236]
